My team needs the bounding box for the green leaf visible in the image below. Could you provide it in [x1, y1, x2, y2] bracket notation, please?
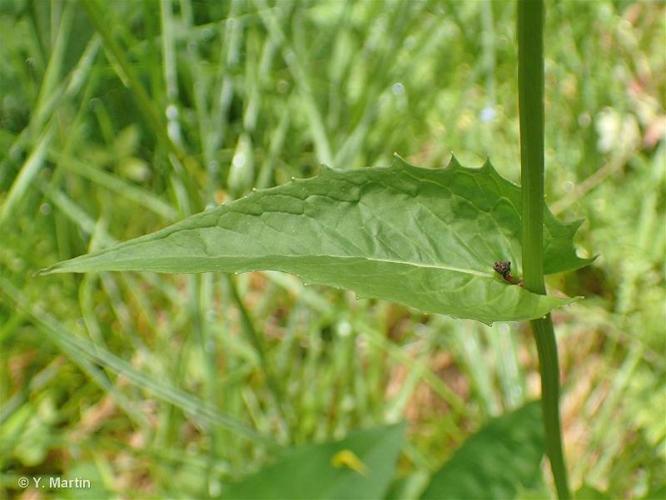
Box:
[642, 485, 666, 500]
[421, 402, 544, 500]
[222, 423, 405, 500]
[574, 485, 611, 499]
[43, 157, 588, 323]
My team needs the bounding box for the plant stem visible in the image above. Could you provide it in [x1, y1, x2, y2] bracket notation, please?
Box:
[532, 315, 570, 498]
[517, 1, 571, 499]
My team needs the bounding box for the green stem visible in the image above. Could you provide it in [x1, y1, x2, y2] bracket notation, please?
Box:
[532, 315, 570, 498]
[517, 1, 571, 498]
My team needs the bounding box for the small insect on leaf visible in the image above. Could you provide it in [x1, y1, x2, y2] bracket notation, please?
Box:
[331, 449, 369, 476]
[493, 260, 512, 279]
[493, 260, 522, 285]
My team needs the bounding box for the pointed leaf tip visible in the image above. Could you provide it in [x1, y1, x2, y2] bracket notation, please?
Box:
[441, 154, 457, 171]
[480, 158, 495, 173]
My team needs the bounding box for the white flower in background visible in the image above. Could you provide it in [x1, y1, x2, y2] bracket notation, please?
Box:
[596, 107, 640, 154]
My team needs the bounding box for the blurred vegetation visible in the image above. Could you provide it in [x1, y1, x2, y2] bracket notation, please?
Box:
[0, 0, 664, 498]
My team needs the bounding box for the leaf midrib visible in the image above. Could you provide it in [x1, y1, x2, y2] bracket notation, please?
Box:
[79, 252, 494, 278]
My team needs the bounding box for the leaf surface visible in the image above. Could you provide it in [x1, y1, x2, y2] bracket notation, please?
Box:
[44, 157, 588, 323]
[421, 402, 544, 500]
[222, 423, 405, 500]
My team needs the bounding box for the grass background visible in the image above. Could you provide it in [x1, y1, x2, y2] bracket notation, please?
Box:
[0, 0, 664, 497]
